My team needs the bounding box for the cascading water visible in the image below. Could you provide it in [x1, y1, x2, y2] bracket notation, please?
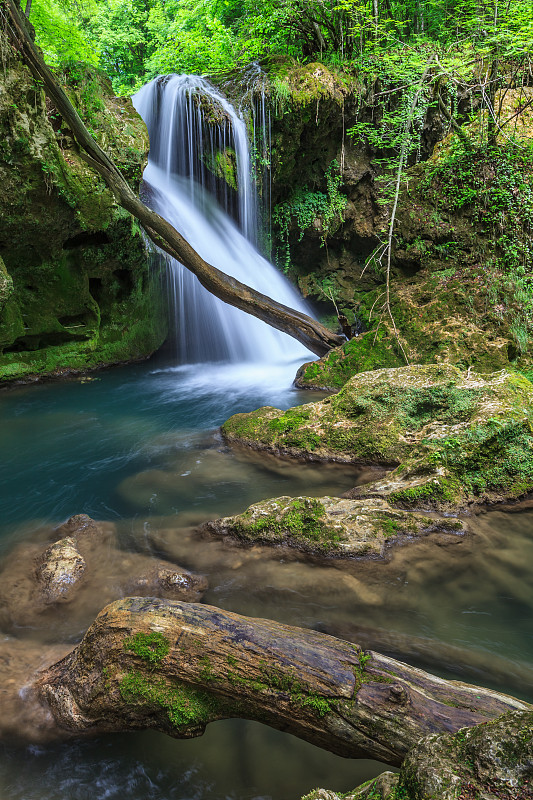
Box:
[133, 75, 312, 367]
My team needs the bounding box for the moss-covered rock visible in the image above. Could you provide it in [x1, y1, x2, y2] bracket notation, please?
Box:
[0, 38, 167, 383]
[203, 495, 464, 557]
[222, 364, 533, 509]
[301, 711, 533, 799]
[399, 710, 533, 800]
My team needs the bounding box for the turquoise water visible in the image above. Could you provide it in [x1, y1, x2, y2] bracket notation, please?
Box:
[1, 356, 532, 800]
[0, 357, 362, 537]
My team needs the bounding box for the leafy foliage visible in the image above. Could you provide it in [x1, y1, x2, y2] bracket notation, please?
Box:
[272, 160, 346, 271]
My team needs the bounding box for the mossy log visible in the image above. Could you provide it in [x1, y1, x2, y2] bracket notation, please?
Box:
[3, 0, 344, 357]
[32, 598, 530, 766]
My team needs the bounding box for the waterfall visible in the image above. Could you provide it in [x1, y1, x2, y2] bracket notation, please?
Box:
[133, 75, 312, 365]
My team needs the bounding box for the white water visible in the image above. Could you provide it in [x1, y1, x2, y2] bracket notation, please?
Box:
[133, 75, 313, 367]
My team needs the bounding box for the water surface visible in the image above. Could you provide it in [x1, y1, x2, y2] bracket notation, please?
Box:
[1, 359, 532, 800]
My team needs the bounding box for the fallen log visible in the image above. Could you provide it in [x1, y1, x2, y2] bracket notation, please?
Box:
[2, 0, 344, 357]
[32, 598, 530, 766]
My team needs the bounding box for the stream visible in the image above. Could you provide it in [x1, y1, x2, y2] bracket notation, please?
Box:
[1, 74, 532, 799]
[0, 358, 532, 799]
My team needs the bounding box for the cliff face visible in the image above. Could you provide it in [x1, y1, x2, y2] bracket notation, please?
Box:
[0, 44, 167, 383]
[245, 60, 533, 388]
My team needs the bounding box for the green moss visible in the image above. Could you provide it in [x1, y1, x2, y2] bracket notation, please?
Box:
[297, 329, 404, 390]
[199, 656, 215, 682]
[388, 475, 464, 507]
[202, 148, 238, 190]
[232, 497, 343, 552]
[226, 660, 332, 718]
[123, 632, 170, 667]
[119, 670, 218, 728]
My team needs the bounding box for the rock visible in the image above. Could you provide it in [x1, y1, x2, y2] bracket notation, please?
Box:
[0, 34, 167, 384]
[302, 711, 533, 799]
[54, 514, 117, 556]
[222, 364, 533, 509]
[35, 537, 86, 603]
[399, 710, 533, 799]
[302, 790, 346, 800]
[124, 561, 208, 602]
[345, 772, 399, 798]
[203, 495, 464, 557]
[54, 514, 101, 539]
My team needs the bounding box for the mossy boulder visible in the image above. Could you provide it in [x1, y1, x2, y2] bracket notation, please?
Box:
[0, 38, 167, 382]
[203, 495, 464, 558]
[302, 711, 533, 799]
[222, 364, 533, 510]
[398, 710, 533, 800]
[295, 268, 521, 392]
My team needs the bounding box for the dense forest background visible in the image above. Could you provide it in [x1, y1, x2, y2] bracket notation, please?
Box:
[30, 0, 533, 97]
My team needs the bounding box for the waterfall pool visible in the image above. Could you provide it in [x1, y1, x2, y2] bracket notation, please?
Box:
[0, 359, 532, 800]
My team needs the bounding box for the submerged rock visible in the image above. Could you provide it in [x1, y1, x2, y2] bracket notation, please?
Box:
[222, 364, 533, 509]
[203, 495, 464, 557]
[0, 515, 208, 637]
[125, 561, 208, 602]
[36, 537, 86, 603]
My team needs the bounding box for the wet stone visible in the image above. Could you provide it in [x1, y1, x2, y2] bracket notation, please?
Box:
[35, 537, 86, 603]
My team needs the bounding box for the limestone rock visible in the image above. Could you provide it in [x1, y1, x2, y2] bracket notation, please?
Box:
[203, 495, 464, 557]
[222, 364, 533, 509]
[400, 710, 533, 799]
[124, 562, 209, 602]
[35, 537, 86, 603]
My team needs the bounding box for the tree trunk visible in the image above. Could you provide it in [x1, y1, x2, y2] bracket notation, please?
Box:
[2, 0, 344, 358]
[32, 598, 530, 766]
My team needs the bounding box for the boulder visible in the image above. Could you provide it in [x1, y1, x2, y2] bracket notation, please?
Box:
[203, 495, 464, 557]
[301, 711, 533, 799]
[222, 364, 533, 509]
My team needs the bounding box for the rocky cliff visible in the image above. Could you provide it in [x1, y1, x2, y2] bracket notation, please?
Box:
[0, 30, 167, 383]
[238, 60, 533, 388]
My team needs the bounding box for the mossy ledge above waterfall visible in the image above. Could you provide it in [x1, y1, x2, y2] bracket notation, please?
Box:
[0, 43, 167, 383]
[221, 364, 533, 511]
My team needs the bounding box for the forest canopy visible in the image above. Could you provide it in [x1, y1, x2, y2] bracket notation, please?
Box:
[30, 0, 533, 95]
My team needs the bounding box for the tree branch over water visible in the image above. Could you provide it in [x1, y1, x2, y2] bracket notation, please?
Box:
[2, 0, 344, 357]
[31, 598, 530, 766]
